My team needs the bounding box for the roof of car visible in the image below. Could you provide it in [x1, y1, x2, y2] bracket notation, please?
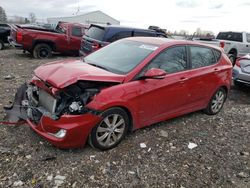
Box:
[124, 37, 222, 51]
[91, 24, 158, 33]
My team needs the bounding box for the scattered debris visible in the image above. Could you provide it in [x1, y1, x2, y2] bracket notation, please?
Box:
[159, 130, 168, 138]
[41, 155, 57, 161]
[89, 155, 95, 161]
[54, 175, 66, 187]
[47, 175, 53, 181]
[13, 180, 24, 187]
[148, 148, 152, 152]
[188, 142, 198, 149]
[240, 151, 249, 156]
[4, 75, 15, 80]
[0, 146, 11, 154]
[89, 175, 95, 180]
[25, 155, 32, 159]
[128, 171, 135, 175]
[237, 172, 249, 178]
[140, 143, 147, 148]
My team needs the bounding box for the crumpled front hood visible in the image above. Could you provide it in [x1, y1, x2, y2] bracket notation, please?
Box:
[34, 59, 125, 88]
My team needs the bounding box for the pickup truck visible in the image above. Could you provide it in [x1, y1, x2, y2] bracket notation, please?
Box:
[9, 22, 88, 58]
[0, 24, 10, 50]
[194, 32, 250, 64]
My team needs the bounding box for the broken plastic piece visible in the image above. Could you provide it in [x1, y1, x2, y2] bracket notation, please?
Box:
[4, 83, 28, 123]
[188, 142, 198, 149]
[140, 143, 147, 148]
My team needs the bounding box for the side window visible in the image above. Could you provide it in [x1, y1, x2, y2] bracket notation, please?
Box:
[71, 27, 82, 37]
[213, 49, 221, 62]
[133, 31, 156, 37]
[147, 46, 187, 73]
[107, 31, 132, 42]
[246, 33, 250, 43]
[190, 46, 216, 69]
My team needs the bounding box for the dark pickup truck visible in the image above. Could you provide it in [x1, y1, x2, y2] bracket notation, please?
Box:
[9, 22, 88, 58]
[0, 24, 10, 50]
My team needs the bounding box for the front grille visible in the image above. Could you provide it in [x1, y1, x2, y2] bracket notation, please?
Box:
[38, 89, 57, 113]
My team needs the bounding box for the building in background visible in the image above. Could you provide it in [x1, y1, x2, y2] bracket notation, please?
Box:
[47, 10, 120, 26]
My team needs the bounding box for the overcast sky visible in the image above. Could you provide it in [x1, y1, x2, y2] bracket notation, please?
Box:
[1, 0, 249, 34]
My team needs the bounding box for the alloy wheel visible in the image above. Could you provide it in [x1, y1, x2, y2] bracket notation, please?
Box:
[96, 114, 125, 147]
[211, 90, 225, 114]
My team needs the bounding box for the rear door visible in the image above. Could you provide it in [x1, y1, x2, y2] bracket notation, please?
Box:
[184, 45, 222, 108]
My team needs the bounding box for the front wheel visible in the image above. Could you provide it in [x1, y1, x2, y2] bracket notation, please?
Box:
[88, 107, 129, 150]
[33, 43, 52, 59]
[204, 88, 227, 115]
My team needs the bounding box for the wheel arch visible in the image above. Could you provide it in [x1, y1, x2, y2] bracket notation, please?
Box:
[32, 40, 56, 51]
[228, 48, 237, 57]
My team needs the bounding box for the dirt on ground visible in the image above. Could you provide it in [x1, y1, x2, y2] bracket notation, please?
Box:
[0, 47, 250, 188]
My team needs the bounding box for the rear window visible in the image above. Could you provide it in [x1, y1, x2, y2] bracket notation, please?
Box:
[190, 46, 216, 69]
[216, 32, 243, 42]
[85, 26, 105, 41]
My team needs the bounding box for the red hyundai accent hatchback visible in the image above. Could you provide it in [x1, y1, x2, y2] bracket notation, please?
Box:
[13, 37, 232, 150]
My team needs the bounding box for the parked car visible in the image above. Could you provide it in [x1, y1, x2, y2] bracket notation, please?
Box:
[233, 54, 250, 87]
[6, 38, 232, 150]
[0, 24, 10, 50]
[193, 31, 250, 65]
[79, 24, 167, 56]
[8, 22, 88, 58]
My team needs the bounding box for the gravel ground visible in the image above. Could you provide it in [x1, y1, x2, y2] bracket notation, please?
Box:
[0, 47, 250, 188]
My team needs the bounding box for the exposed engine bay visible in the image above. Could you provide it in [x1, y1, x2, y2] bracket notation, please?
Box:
[5, 80, 116, 123]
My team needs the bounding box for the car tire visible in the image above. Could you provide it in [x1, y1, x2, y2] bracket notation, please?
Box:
[88, 107, 129, 151]
[33, 43, 52, 59]
[204, 88, 227, 115]
[228, 54, 236, 66]
[0, 40, 4, 50]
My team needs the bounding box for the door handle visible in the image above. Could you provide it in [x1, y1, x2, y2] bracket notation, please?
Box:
[214, 68, 220, 72]
[180, 77, 189, 82]
[246, 45, 249, 47]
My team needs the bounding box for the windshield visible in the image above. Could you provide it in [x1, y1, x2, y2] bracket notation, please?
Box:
[84, 40, 158, 74]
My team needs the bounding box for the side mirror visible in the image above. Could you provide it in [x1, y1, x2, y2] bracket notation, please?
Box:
[143, 68, 167, 79]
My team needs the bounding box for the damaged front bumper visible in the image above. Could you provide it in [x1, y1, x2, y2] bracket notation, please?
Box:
[27, 113, 101, 148]
[4, 81, 103, 148]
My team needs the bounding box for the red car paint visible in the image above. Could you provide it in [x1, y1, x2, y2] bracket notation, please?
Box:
[27, 37, 232, 148]
[9, 22, 88, 56]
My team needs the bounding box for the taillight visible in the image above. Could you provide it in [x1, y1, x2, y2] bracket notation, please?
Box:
[16, 31, 23, 43]
[235, 59, 241, 67]
[92, 42, 100, 50]
[219, 41, 225, 48]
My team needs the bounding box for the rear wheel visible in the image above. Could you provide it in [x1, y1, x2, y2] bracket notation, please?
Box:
[204, 88, 227, 115]
[0, 40, 4, 50]
[88, 107, 129, 150]
[33, 43, 52, 59]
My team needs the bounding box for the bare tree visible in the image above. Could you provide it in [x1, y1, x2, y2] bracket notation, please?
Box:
[29, 12, 36, 23]
[0, 6, 7, 23]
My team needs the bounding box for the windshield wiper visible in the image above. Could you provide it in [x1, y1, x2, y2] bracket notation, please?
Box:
[87, 62, 109, 71]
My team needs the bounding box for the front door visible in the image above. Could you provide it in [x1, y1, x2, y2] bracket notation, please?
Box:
[133, 45, 191, 127]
